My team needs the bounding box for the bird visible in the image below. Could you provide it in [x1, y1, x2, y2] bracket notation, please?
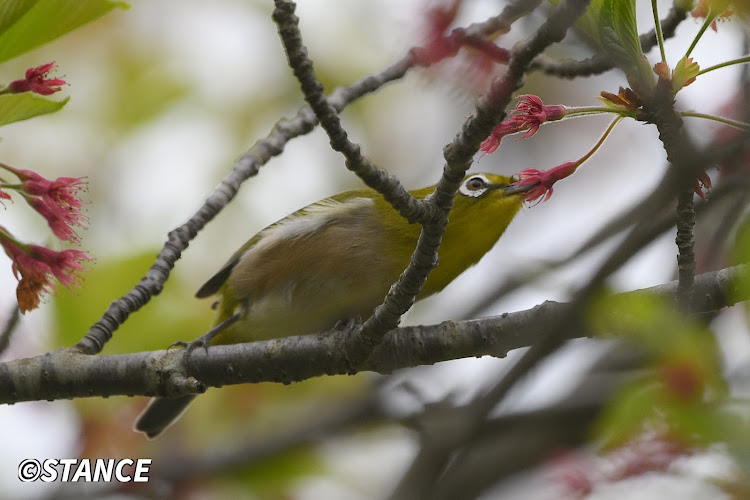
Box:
[134, 173, 528, 438]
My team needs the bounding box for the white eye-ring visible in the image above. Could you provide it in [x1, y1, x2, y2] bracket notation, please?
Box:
[459, 175, 490, 198]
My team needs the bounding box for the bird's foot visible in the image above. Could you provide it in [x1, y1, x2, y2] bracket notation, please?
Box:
[169, 335, 211, 355]
[168, 312, 241, 356]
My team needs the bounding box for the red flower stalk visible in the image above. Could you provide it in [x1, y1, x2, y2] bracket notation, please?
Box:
[509, 116, 623, 202]
[479, 121, 521, 154]
[0, 228, 91, 312]
[413, 0, 461, 65]
[7, 62, 66, 96]
[513, 162, 578, 203]
[413, 0, 509, 67]
[480, 95, 566, 154]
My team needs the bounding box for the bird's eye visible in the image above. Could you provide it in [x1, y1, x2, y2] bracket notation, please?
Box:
[466, 177, 487, 191]
[459, 175, 490, 198]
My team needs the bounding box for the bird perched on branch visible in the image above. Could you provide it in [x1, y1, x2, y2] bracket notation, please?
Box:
[134, 173, 528, 438]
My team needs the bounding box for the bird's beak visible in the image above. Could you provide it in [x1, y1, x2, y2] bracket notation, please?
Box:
[500, 182, 535, 195]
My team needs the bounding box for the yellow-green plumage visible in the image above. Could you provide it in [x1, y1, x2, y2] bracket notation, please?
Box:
[205, 173, 524, 345]
[134, 173, 524, 438]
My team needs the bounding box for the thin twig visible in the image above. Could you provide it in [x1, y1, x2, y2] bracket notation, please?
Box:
[0, 305, 20, 356]
[530, 2, 689, 78]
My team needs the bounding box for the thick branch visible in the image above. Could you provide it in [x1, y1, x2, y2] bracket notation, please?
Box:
[1, 264, 746, 404]
[676, 188, 697, 309]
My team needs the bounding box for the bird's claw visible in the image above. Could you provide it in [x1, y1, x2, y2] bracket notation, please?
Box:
[168, 337, 210, 355]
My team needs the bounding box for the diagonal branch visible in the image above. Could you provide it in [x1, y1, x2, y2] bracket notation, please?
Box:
[271, 0, 439, 225]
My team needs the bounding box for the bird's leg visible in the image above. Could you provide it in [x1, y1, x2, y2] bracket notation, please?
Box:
[170, 312, 241, 354]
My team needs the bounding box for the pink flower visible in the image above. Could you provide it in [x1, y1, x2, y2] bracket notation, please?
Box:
[511, 94, 566, 139]
[29, 246, 91, 289]
[24, 194, 86, 243]
[0, 228, 91, 312]
[0, 187, 9, 200]
[606, 433, 689, 480]
[479, 121, 521, 154]
[513, 161, 578, 203]
[413, 0, 461, 66]
[480, 95, 566, 155]
[1, 164, 87, 210]
[548, 450, 595, 497]
[412, 0, 509, 67]
[8, 62, 66, 96]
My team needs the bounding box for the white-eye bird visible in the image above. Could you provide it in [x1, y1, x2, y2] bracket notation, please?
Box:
[134, 173, 527, 438]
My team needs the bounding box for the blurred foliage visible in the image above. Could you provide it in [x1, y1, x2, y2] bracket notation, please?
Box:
[105, 48, 191, 131]
[218, 447, 322, 498]
[731, 216, 750, 303]
[0, 0, 128, 64]
[587, 291, 750, 455]
[53, 251, 213, 354]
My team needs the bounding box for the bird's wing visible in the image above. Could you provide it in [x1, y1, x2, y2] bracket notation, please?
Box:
[194, 195, 377, 299]
[194, 231, 263, 298]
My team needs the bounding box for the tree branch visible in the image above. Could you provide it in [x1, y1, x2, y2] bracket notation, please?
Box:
[1, 264, 746, 404]
[0, 305, 19, 357]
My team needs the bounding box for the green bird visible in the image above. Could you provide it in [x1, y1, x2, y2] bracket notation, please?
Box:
[135, 173, 527, 438]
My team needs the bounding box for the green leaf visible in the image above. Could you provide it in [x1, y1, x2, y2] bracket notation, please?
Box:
[0, 92, 67, 125]
[0, 0, 37, 35]
[671, 56, 700, 92]
[0, 0, 129, 64]
[548, 0, 656, 93]
[606, 0, 643, 63]
[107, 52, 191, 130]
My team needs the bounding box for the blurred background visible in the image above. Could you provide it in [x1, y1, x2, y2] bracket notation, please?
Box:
[0, 0, 748, 498]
